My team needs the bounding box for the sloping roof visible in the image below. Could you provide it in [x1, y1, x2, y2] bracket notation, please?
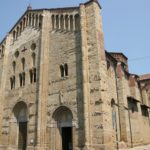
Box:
[109, 52, 128, 60]
[140, 74, 150, 81]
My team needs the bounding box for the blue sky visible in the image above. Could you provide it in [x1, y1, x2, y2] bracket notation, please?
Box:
[0, 0, 150, 75]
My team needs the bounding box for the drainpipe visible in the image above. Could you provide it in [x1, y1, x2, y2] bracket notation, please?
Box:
[114, 65, 120, 150]
[114, 110, 119, 150]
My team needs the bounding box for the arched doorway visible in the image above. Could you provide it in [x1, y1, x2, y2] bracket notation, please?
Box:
[53, 106, 73, 150]
[13, 101, 28, 150]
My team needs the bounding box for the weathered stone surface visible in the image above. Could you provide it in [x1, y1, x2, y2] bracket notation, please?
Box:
[0, 0, 150, 150]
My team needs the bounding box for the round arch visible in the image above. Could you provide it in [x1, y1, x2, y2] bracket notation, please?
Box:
[10, 101, 28, 150]
[52, 106, 73, 127]
[13, 101, 28, 122]
[51, 106, 73, 150]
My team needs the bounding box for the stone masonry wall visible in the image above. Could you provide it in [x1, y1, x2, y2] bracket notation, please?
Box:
[0, 25, 40, 148]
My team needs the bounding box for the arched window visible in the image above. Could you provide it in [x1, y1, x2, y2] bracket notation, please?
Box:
[13, 76, 15, 89]
[29, 14, 32, 26]
[65, 15, 69, 30]
[29, 69, 33, 84]
[64, 63, 68, 76]
[33, 68, 36, 82]
[20, 22, 23, 33]
[23, 17, 26, 29]
[35, 15, 38, 27]
[60, 65, 64, 77]
[12, 61, 16, 74]
[70, 15, 73, 31]
[10, 76, 15, 89]
[52, 15, 55, 29]
[10, 77, 13, 89]
[56, 15, 59, 29]
[2, 45, 4, 56]
[75, 14, 80, 31]
[29, 68, 36, 84]
[32, 14, 35, 27]
[22, 72, 25, 86]
[60, 15, 64, 30]
[21, 58, 25, 71]
[39, 15, 43, 29]
[16, 26, 19, 38]
[13, 31, 16, 41]
[19, 73, 23, 87]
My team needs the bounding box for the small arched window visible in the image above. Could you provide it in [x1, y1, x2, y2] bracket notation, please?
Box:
[35, 15, 38, 27]
[65, 15, 69, 30]
[13, 76, 15, 89]
[2, 45, 4, 56]
[70, 15, 73, 31]
[20, 22, 23, 33]
[21, 58, 25, 71]
[39, 15, 43, 29]
[10, 76, 15, 89]
[52, 15, 55, 29]
[29, 69, 33, 84]
[13, 31, 16, 41]
[60, 15, 64, 30]
[23, 17, 26, 29]
[32, 14, 35, 27]
[16, 26, 19, 38]
[10, 77, 13, 89]
[56, 15, 59, 29]
[29, 14, 32, 26]
[64, 63, 68, 76]
[19, 73, 23, 87]
[22, 72, 25, 86]
[33, 68, 36, 82]
[75, 14, 80, 31]
[60, 65, 64, 77]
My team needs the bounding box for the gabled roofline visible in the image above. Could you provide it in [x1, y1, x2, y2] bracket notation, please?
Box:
[1, 5, 80, 44]
[9, 9, 29, 33]
[0, 37, 6, 46]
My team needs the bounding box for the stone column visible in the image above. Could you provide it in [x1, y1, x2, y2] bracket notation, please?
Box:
[36, 11, 51, 150]
[79, 4, 91, 150]
[82, 0, 114, 149]
[63, 15, 66, 30]
[58, 15, 61, 30]
[54, 15, 56, 30]
[73, 15, 75, 31]
[68, 16, 71, 31]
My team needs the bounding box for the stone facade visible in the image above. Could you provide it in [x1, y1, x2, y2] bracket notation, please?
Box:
[0, 0, 150, 150]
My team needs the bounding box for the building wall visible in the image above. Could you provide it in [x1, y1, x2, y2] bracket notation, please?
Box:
[0, 0, 150, 150]
[0, 23, 41, 149]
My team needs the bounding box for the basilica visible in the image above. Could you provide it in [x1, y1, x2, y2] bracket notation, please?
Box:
[0, 0, 150, 149]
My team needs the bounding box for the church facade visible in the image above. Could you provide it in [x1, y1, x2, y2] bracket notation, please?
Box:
[0, 0, 150, 149]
